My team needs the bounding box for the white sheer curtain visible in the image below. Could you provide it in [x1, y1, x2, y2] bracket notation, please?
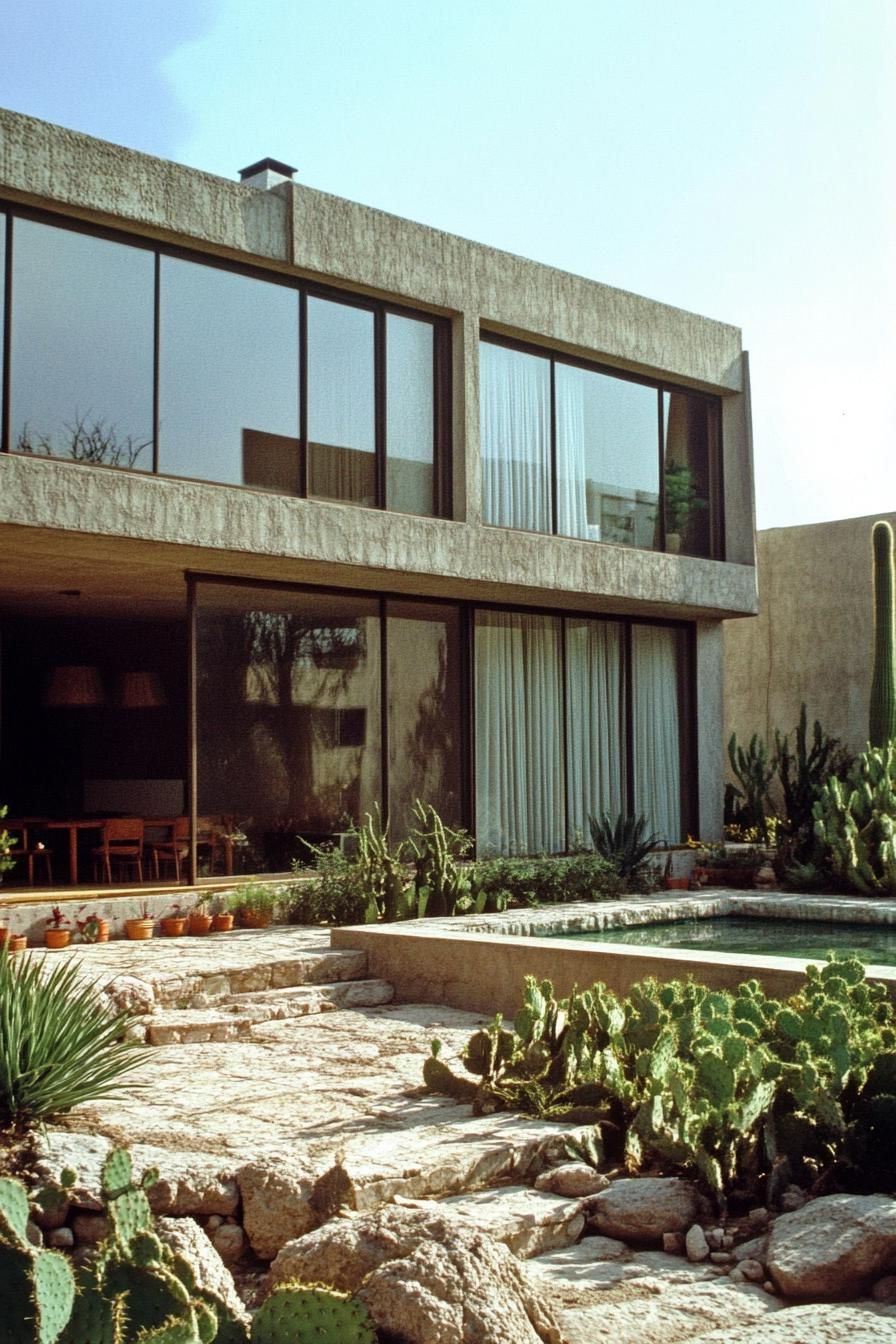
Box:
[475, 611, 564, 855]
[566, 619, 625, 842]
[480, 343, 551, 531]
[632, 625, 682, 843]
[555, 364, 589, 539]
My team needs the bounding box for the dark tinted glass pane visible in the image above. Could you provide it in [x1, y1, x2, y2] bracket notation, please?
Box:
[10, 219, 154, 468]
[387, 601, 462, 838]
[663, 391, 714, 558]
[196, 583, 380, 872]
[386, 314, 434, 516]
[307, 297, 375, 506]
[481, 343, 551, 532]
[557, 363, 659, 547]
[159, 257, 299, 489]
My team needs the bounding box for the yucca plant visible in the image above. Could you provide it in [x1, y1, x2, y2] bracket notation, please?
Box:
[0, 944, 148, 1131]
[588, 811, 660, 881]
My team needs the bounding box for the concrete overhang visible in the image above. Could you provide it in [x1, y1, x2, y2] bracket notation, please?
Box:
[0, 455, 758, 622]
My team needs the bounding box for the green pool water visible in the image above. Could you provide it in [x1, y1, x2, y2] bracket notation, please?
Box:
[544, 916, 896, 965]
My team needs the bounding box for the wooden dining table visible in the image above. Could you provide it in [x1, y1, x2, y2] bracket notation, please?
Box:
[45, 818, 110, 886]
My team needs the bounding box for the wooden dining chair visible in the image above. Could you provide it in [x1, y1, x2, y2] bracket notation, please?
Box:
[92, 818, 145, 883]
[3, 819, 54, 886]
[149, 816, 190, 882]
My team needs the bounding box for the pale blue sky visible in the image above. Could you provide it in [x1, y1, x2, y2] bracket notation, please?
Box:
[4, 0, 894, 529]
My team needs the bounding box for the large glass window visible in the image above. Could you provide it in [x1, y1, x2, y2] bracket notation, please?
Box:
[386, 601, 462, 837]
[307, 297, 376, 507]
[481, 335, 721, 557]
[196, 583, 381, 871]
[3, 213, 448, 515]
[386, 314, 435, 516]
[10, 219, 154, 468]
[557, 365, 659, 547]
[663, 391, 718, 558]
[474, 610, 564, 855]
[480, 342, 551, 531]
[159, 257, 300, 489]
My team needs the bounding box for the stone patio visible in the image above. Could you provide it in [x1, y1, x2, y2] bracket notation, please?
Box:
[19, 924, 896, 1341]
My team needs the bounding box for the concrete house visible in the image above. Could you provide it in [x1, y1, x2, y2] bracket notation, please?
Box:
[0, 109, 757, 885]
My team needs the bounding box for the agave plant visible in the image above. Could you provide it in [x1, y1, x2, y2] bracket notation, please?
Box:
[588, 811, 660, 881]
[0, 944, 148, 1131]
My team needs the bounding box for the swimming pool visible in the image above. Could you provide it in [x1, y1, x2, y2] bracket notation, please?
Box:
[541, 915, 896, 966]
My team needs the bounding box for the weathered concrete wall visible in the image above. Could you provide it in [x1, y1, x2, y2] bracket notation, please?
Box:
[0, 454, 759, 619]
[696, 622, 725, 836]
[724, 511, 896, 756]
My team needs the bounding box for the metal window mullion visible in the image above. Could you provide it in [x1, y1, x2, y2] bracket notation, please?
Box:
[375, 308, 386, 509]
[1, 213, 12, 454]
[152, 252, 161, 474]
[299, 290, 308, 496]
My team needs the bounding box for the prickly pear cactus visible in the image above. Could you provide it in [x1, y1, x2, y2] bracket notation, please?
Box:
[813, 744, 896, 895]
[250, 1283, 377, 1344]
[0, 1174, 76, 1344]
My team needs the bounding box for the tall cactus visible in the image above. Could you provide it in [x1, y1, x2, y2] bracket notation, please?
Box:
[870, 520, 896, 747]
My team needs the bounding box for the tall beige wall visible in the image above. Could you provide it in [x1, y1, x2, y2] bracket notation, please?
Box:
[723, 511, 896, 756]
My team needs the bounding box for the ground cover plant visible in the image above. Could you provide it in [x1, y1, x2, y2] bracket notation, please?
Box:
[0, 945, 147, 1134]
[423, 955, 896, 1209]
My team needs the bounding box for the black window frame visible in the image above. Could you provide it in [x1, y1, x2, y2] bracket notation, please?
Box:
[0, 204, 453, 519]
[480, 329, 724, 560]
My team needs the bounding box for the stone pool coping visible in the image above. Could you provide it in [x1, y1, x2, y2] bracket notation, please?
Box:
[332, 892, 896, 1016]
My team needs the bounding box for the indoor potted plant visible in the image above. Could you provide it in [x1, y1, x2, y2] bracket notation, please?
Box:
[125, 902, 156, 941]
[664, 463, 707, 554]
[75, 906, 109, 943]
[160, 903, 188, 937]
[44, 905, 71, 950]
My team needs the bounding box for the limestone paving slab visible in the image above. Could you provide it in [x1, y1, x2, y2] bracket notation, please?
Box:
[145, 979, 395, 1043]
[61, 1004, 596, 1209]
[24, 927, 365, 1008]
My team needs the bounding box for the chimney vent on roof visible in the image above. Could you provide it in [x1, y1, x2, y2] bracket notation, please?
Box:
[238, 158, 297, 190]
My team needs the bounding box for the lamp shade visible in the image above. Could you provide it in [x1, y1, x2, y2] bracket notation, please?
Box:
[43, 665, 106, 707]
[117, 671, 167, 708]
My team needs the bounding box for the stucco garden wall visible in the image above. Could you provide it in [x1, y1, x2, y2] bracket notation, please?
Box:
[723, 510, 896, 758]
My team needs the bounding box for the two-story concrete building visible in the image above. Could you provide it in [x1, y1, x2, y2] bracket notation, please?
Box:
[0, 109, 757, 884]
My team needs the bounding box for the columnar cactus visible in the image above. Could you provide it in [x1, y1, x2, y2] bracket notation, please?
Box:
[870, 519, 896, 747]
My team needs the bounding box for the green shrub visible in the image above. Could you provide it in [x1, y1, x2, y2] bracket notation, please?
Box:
[283, 848, 374, 927]
[0, 945, 147, 1132]
[587, 812, 659, 883]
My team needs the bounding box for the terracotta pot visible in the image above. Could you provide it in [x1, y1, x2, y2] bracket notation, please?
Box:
[211, 912, 234, 932]
[237, 908, 272, 929]
[664, 877, 690, 891]
[80, 917, 110, 943]
[44, 928, 71, 950]
[188, 912, 213, 936]
[9, 935, 27, 953]
[0, 929, 9, 947]
[125, 917, 155, 941]
[160, 917, 187, 937]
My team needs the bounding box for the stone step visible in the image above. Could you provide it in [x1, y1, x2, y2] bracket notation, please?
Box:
[149, 947, 370, 1008]
[425, 1184, 586, 1259]
[145, 979, 395, 1044]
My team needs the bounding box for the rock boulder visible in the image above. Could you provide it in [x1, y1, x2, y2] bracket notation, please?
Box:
[765, 1193, 896, 1299]
[585, 1177, 701, 1244]
[269, 1204, 563, 1344]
